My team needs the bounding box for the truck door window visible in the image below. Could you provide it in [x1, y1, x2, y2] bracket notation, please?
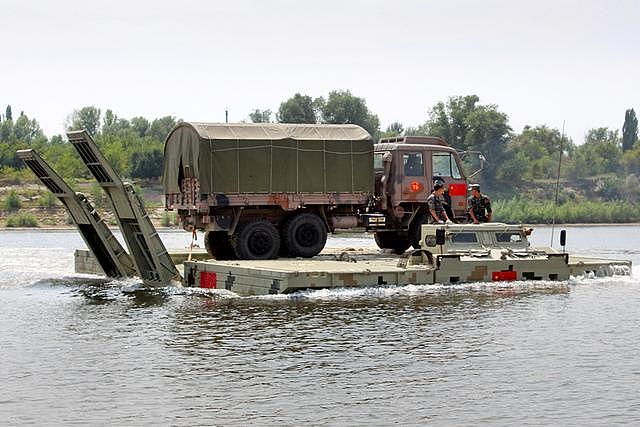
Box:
[432, 152, 462, 179]
[403, 153, 424, 176]
[450, 157, 462, 179]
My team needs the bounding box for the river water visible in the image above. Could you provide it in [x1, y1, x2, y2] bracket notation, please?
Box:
[1, 226, 638, 425]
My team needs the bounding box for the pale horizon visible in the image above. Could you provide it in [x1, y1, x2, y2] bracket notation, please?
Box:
[2, 0, 639, 145]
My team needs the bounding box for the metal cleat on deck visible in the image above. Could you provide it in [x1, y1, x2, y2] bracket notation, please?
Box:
[17, 149, 136, 279]
[66, 130, 181, 287]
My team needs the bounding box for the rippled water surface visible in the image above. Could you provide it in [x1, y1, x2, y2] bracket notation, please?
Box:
[1, 226, 639, 425]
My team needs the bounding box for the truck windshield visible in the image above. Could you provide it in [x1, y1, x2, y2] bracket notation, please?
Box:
[432, 153, 462, 179]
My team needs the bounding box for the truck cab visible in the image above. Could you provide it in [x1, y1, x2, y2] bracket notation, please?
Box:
[370, 136, 469, 253]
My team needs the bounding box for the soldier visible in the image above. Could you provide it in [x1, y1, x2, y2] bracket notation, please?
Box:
[433, 176, 455, 221]
[468, 183, 492, 224]
[427, 181, 451, 223]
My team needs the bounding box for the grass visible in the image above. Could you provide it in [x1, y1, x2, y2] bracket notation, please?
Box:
[493, 198, 640, 224]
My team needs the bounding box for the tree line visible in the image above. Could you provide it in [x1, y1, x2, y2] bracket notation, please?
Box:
[250, 91, 640, 202]
[0, 106, 176, 180]
[1, 92, 639, 204]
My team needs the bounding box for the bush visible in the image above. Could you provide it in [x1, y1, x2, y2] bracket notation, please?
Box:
[90, 182, 106, 209]
[160, 211, 177, 227]
[132, 183, 146, 208]
[0, 167, 34, 185]
[5, 212, 38, 227]
[3, 189, 22, 210]
[38, 191, 58, 208]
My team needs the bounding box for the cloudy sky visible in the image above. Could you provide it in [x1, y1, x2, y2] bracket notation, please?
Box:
[2, 0, 638, 144]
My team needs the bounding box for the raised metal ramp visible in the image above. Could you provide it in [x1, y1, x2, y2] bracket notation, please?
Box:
[17, 149, 136, 279]
[67, 130, 181, 287]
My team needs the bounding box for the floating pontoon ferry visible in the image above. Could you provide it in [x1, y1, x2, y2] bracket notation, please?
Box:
[18, 131, 631, 297]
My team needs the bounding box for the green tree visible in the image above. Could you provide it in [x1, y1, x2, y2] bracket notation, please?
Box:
[130, 147, 164, 178]
[585, 127, 621, 173]
[148, 116, 177, 141]
[568, 127, 621, 178]
[621, 144, 640, 175]
[0, 116, 13, 141]
[422, 95, 481, 149]
[508, 125, 572, 181]
[101, 110, 134, 140]
[249, 109, 273, 123]
[277, 93, 319, 123]
[420, 95, 511, 186]
[5, 105, 12, 121]
[622, 108, 638, 151]
[13, 113, 43, 143]
[66, 106, 101, 135]
[379, 122, 405, 138]
[102, 109, 120, 134]
[131, 116, 150, 137]
[320, 90, 380, 137]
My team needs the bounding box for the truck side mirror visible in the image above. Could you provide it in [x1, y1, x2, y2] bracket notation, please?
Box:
[560, 230, 566, 247]
[435, 228, 446, 246]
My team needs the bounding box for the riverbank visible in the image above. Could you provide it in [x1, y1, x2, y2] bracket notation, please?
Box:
[2, 182, 640, 228]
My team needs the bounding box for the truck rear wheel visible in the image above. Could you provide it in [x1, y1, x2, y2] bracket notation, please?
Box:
[231, 219, 280, 260]
[282, 212, 327, 258]
[204, 231, 235, 260]
[374, 231, 410, 255]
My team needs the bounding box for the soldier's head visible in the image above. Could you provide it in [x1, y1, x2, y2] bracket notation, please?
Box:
[433, 181, 445, 195]
[469, 183, 481, 197]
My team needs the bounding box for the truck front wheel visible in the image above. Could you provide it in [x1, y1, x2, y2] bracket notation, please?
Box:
[204, 231, 236, 260]
[282, 212, 327, 258]
[231, 219, 280, 260]
[374, 231, 410, 255]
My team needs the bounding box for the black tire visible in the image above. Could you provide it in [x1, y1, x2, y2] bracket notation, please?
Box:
[409, 213, 429, 249]
[374, 231, 410, 255]
[204, 231, 235, 260]
[282, 212, 327, 258]
[231, 219, 280, 260]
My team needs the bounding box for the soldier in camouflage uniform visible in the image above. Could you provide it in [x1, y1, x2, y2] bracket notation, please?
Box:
[427, 180, 451, 223]
[467, 184, 492, 223]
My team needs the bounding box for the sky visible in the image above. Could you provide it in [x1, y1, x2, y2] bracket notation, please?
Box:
[1, 0, 639, 145]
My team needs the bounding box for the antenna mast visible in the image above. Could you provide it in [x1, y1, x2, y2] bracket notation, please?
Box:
[550, 121, 565, 247]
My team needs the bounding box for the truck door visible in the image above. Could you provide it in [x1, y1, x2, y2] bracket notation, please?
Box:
[431, 151, 467, 218]
[400, 151, 428, 201]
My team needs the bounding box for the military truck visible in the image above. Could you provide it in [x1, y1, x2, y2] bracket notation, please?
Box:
[162, 122, 472, 260]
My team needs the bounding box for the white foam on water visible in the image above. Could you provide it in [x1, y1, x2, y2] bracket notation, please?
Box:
[251, 279, 573, 302]
[162, 285, 240, 299]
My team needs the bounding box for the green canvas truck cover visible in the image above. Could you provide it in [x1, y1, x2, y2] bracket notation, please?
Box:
[163, 122, 374, 195]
